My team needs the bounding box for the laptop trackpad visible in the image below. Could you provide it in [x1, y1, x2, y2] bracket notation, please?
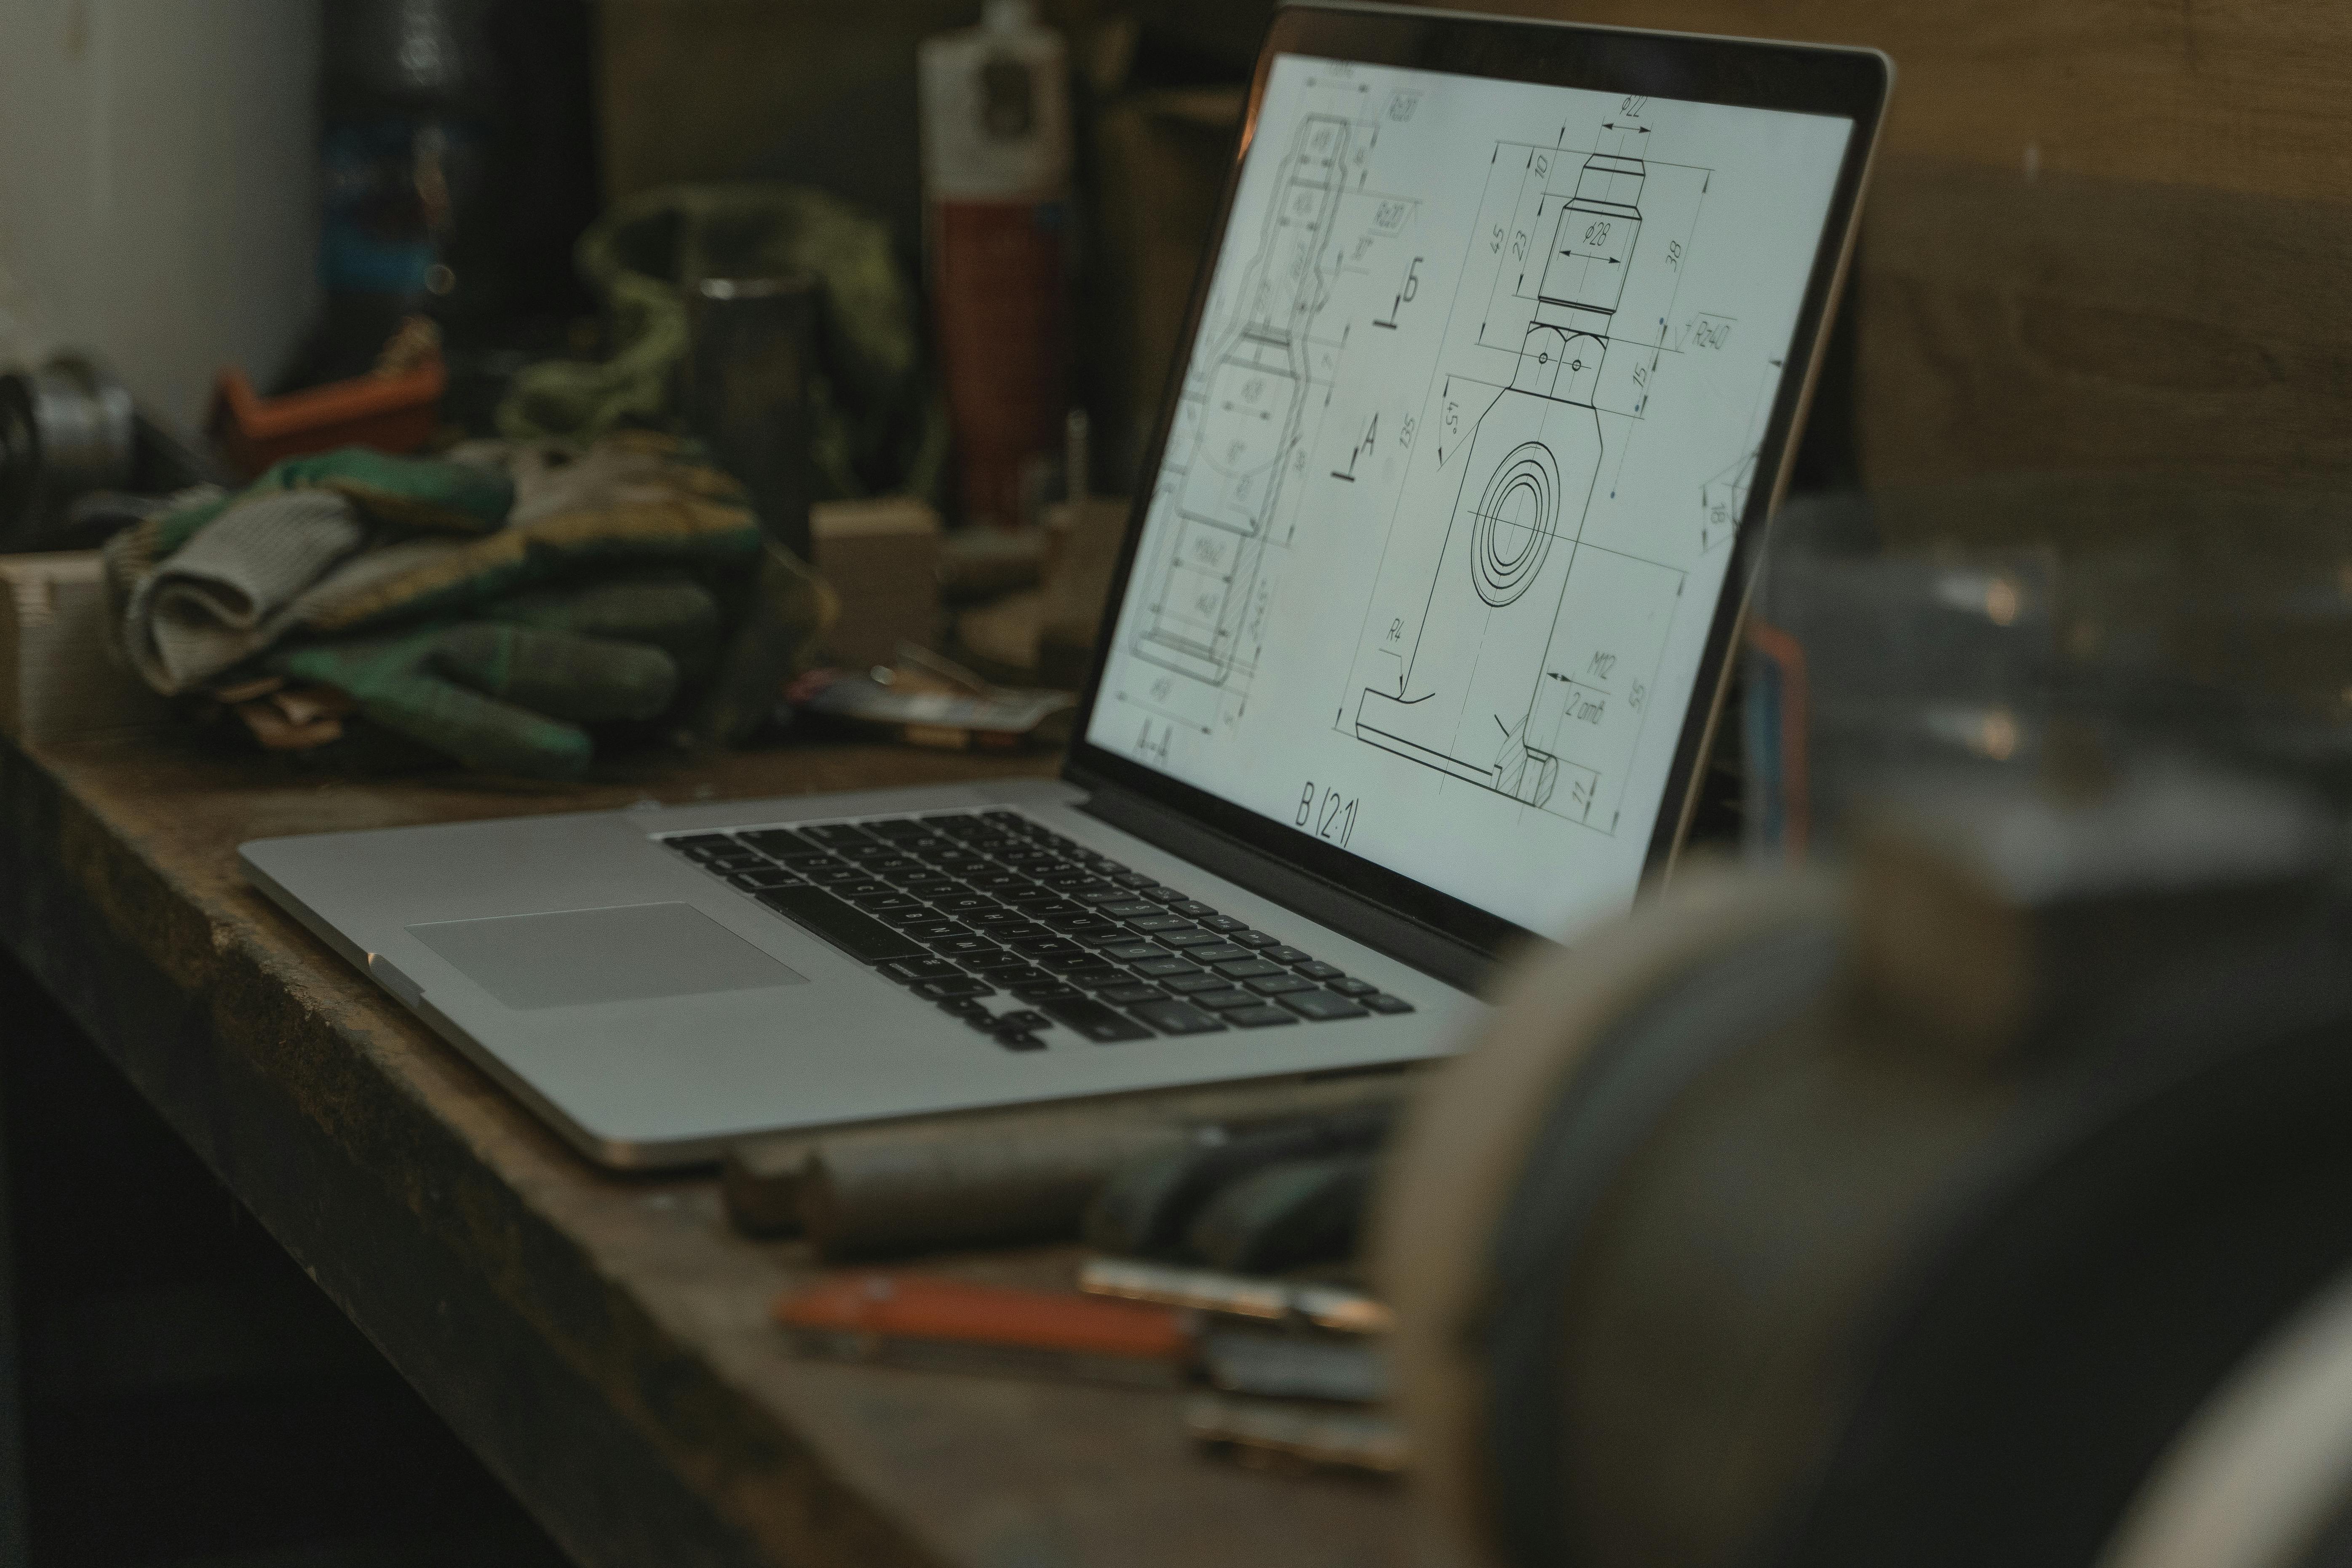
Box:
[408, 903, 807, 1010]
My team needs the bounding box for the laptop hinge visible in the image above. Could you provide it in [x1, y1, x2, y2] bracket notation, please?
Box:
[1077, 783, 1499, 994]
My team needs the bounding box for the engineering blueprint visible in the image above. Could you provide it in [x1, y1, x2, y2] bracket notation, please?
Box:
[1088, 55, 1853, 934]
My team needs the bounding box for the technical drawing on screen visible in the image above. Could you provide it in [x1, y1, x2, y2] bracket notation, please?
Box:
[1091, 53, 1852, 935]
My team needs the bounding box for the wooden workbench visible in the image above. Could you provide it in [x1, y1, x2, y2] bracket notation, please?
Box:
[0, 727, 1406, 1568]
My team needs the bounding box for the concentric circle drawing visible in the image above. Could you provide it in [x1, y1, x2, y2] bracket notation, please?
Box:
[1468, 442, 1560, 606]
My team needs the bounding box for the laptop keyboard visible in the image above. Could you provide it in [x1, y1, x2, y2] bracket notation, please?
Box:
[656, 809, 1414, 1050]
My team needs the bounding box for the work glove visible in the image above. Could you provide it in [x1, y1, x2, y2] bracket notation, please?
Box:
[267, 574, 722, 779]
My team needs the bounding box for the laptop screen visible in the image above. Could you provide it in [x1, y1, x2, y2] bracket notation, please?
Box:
[1085, 52, 1855, 938]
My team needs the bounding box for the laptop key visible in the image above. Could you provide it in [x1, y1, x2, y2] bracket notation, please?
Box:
[1224, 1005, 1299, 1029]
[1197, 915, 1247, 933]
[1231, 931, 1279, 949]
[665, 833, 736, 857]
[1111, 872, 1158, 889]
[850, 893, 925, 914]
[727, 868, 802, 890]
[1262, 946, 1312, 966]
[1157, 930, 1228, 949]
[941, 997, 993, 1018]
[1161, 972, 1231, 994]
[963, 959, 1044, 984]
[1245, 974, 1318, 996]
[900, 919, 975, 939]
[801, 864, 869, 886]
[802, 824, 879, 847]
[703, 852, 769, 873]
[1008, 936, 1086, 959]
[1189, 988, 1261, 1011]
[755, 887, 927, 963]
[1184, 943, 1252, 965]
[876, 956, 963, 982]
[878, 905, 951, 927]
[995, 1032, 1049, 1052]
[1037, 996, 1154, 1043]
[930, 894, 1000, 917]
[1063, 967, 1131, 989]
[1010, 895, 1080, 916]
[1326, 976, 1377, 996]
[736, 828, 818, 856]
[1141, 887, 1188, 904]
[1127, 914, 1194, 934]
[1130, 956, 1204, 978]
[776, 860, 847, 882]
[1098, 983, 1167, 1005]
[864, 817, 937, 839]
[1280, 990, 1369, 1021]
[1363, 994, 1416, 1015]
[1011, 980, 1082, 1002]
[922, 851, 994, 874]
[930, 936, 1002, 959]
[1170, 901, 1218, 919]
[1097, 900, 1162, 919]
[1294, 960, 1344, 980]
[912, 977, 997, 1001]
[1039, 949, 1112, 973]
[1213, 959, 1286, 980]
[1128, 999, 1226, 1035]
[1101, 942, 1164, 963]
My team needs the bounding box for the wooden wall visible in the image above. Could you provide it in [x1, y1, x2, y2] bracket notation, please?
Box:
[600, 1, 2352, 500]
[1449, 0, 2352, 494]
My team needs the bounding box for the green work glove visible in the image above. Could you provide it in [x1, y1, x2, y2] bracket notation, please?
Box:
[269, 574, 719, 779]
[151, 447, 514, 558]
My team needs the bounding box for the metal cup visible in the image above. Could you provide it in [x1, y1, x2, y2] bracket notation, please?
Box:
[682, 273, 821, 561]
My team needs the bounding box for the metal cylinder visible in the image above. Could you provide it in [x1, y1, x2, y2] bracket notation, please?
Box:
[0, 355, 135, 551]
[682, 274, 821, 561]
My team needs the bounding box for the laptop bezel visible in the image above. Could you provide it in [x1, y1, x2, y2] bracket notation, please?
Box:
[1064, 1, 1891, 960]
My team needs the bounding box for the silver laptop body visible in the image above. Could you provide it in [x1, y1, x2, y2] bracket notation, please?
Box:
[242, 4, 1888, 1167]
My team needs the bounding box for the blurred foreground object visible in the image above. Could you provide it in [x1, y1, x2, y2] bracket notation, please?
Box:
[2101, 1261, 2352, 1568]
[99, 437, 827, 777]
[1748, 477, 2352, 854]
[920, 0, 1072, 527]
[1379, 758, 2352, 1568]
[209, 318, 446, 480]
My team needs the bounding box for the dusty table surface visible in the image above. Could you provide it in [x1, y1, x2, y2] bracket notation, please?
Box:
[0, 729, 1406, 1568]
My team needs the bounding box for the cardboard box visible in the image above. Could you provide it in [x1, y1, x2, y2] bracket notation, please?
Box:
[810, 497, 943, 671]
[0, 552, 170, 745]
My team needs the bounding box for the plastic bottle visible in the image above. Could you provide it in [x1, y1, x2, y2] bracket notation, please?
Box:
[918, 0, 1073, 529]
